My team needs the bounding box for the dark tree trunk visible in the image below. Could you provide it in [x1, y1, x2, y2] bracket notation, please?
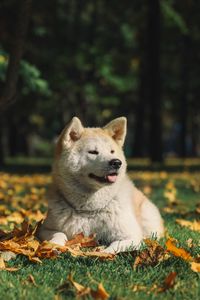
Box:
[0, 0, 32, 112]
[133, 22, 148, 157]
[0, 0, 32, 166]
[147, 0, 162, 162]
[179, 36, 190, 157]
[0, 123, 4, 167]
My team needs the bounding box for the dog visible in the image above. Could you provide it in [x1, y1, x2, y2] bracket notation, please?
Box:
[37, 117, 164, 253]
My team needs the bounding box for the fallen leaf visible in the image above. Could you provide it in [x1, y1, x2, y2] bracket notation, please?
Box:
[0, 250, 17, 261]
[157, 272, 177, 292]
[176, 219, 200, 232]
[166, 238, 192, 261]
[59, 274, 109, 299]
[190, 262, 200, 273]
[65, 232, 97, 248]
[133, 239, 169, 268]
[91, 283, 110, 300]
[131, 284, 147, 292]
[0, 256, 19, 272]
[186, 238, 194, 248]
[27, 274, 38, 286]
[162, 207, 177, 214]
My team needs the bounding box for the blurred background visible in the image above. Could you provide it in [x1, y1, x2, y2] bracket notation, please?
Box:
[0, 0, 200, 169]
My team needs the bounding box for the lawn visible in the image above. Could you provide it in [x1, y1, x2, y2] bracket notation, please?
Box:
[0, 167, 199, 300]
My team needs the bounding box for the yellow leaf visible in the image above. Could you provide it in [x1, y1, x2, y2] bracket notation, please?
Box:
[190, 262, 200, 273]
[176, 219, 200, 232]
[0, 256, 19, 272]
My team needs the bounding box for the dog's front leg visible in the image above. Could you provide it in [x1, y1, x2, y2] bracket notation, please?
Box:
[103, 239, 141, 254]
[37, 227, 68, 246]
[49, 232, 68, 246]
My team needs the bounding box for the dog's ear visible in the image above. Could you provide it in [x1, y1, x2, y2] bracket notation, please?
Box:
[103, 117, 127, 147]
[61, 117, 84, 148]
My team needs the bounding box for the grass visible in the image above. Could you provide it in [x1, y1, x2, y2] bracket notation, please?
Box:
[0, 168, 199, 300]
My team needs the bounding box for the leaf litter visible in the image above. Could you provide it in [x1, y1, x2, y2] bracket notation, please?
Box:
[58, 274, 109, 299]
[0, 170, 199, 300]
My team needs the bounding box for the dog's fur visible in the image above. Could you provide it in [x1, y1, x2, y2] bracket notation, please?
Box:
[37, 117, 164, 253]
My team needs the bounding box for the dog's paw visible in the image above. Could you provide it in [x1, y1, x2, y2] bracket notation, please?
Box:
[102, 239, 141, 254]
[49, 232, 67, 246]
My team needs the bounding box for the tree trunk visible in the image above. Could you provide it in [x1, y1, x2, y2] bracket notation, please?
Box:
[147, 0, 162, 162]
[0, 0, 32, 112]
[0, 0, 32, 166]
[133, 23, 148, 157]
[179, 36, 190, 157]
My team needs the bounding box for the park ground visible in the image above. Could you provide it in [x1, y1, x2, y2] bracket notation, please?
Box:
[0, 158, 199, 300]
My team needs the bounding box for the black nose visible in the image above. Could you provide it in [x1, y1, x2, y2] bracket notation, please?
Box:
[109, 159, 122, 169]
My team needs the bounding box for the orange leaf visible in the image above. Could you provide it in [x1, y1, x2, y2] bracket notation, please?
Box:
[190, 262, 200, 273]
[166, 238, 192, 261]
[91, 283, 110, 300]
[158, 272, 177, 292]
[65, 233, 97, 248]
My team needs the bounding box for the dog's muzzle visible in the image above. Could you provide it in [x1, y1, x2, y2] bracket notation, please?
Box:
[109, 159, 122, 170]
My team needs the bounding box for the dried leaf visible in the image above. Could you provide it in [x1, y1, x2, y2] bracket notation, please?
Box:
[91, 283, 109, 300]
[27, 274, 38, 286]
[65, 232, 97, 248]
[59, 274, 109, 299]
[0, 250, 17, 261]
[68, 248, 115, 260]
[0, 256, 19, 272]
[176, 219, 200, 232]
[190, 262, 200, 273]
[131, 284, 147, 292]
[186, 238, 194, 248]
[166, 238, 192, 261]
[134, 239, 169, 268]
[158, 272, 177, 292]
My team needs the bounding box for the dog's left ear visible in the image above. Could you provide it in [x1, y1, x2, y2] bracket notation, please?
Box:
[103, 117, 127, 147]
[60, 117, 84, 148]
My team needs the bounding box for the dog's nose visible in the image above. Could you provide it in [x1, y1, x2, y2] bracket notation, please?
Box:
[109, 159, 122, 169]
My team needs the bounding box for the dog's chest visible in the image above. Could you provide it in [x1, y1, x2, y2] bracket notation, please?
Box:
[61, 201, 135, 244]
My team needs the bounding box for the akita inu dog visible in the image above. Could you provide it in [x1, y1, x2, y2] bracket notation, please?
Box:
[38, 117, 164, 253]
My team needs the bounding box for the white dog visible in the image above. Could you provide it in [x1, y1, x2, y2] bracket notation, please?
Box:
[37, 117, 164, 253]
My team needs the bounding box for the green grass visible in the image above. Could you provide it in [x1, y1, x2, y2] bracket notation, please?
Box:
[0, 170, 199, 300]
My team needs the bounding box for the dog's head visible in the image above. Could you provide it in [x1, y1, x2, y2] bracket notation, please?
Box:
[54, 117, 127, 190]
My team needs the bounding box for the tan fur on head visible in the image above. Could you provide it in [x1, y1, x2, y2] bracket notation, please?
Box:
[55, 116, 127, 158]
[55, 117, 84, 157]
[103, 117, 127, 147]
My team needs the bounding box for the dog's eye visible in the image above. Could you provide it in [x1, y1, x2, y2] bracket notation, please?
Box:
[88, 150, 99, 155]
[111, 150, 115, 154]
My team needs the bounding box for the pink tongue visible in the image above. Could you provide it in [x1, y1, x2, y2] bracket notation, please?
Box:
[107, 174, 117, 183]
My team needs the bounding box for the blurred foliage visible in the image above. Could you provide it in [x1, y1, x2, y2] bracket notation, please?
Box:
[0, 0, 200, 159]
[0, 49, 50, 96]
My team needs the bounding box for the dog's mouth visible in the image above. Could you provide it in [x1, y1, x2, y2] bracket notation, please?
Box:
[89, 172, 118, 184]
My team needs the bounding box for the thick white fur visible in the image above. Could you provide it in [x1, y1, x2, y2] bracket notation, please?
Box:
[37, 117, 164, 253]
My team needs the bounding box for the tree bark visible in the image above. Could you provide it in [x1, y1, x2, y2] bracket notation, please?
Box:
[147, 0, 162, 162]
[0, 0, 32, 112]
[179, 36, 190, 157]
[133, 22, 148, 157]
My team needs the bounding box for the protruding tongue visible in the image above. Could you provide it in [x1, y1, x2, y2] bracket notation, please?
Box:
[106, 174, 117, 183]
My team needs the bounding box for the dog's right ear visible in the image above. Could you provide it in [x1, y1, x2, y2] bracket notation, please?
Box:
[60, 117, 84, 148]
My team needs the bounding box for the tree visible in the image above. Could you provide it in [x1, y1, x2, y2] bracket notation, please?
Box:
[0, 0, 32, 111]
[0, 0, 32, 165]
[148, 0, 163, 162]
